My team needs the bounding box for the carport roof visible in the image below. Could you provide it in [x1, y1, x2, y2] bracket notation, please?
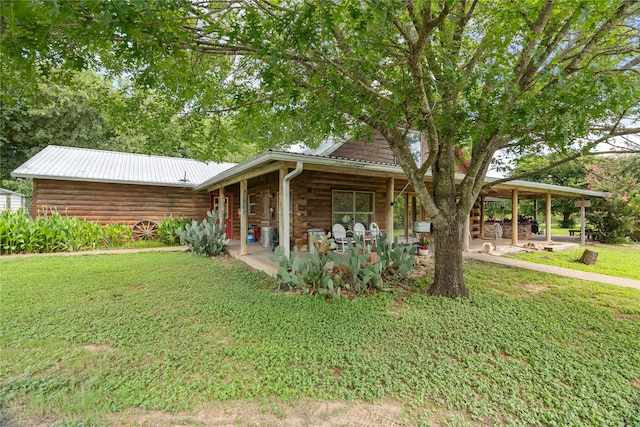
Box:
[12, 145, 236, 188]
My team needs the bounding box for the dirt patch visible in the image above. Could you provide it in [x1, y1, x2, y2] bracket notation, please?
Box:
[632, 378, 640, 388]
[83, 344, 115, 353]
[106, 400, 405, 426]
[520, 283, 547, 294]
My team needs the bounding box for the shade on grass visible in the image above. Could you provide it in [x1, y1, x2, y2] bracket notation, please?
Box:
[1, 252, 639, 426]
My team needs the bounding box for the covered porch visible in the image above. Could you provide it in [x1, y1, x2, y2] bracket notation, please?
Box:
[195, 151, 607, 259]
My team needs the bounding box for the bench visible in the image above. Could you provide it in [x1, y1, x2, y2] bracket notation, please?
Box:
[569, 228, 594, 238]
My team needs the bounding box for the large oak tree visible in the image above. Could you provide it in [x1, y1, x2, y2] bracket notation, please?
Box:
[2, 0, 639, 297]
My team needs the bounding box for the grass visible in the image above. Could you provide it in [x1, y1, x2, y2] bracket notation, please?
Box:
[1, 252, 640, 426]
[505, 244, 640, 280]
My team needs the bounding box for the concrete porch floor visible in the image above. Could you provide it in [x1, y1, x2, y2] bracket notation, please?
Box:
[225, 233, 583, 278]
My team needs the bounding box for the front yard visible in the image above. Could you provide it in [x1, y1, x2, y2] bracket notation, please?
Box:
[1, 252, 639, 426]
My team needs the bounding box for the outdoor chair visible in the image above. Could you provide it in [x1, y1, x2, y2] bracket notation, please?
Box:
[369, 222, 380, 244]
[332, 223, 354, 253]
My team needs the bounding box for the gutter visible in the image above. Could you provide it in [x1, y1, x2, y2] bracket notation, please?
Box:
[282, 161, 304, 259]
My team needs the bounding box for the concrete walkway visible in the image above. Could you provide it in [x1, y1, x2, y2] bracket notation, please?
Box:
[1, 245, 188, 259]
[463, 252, 640, 290]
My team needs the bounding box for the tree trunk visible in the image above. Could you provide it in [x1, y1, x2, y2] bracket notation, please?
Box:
[427, 216, 469, 298]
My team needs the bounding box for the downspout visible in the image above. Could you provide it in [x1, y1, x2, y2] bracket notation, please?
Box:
[283, 161, 304, 258]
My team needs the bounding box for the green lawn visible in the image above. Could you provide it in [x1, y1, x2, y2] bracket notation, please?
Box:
[1, 252, 639, 426]
[506, 244, 640, 280]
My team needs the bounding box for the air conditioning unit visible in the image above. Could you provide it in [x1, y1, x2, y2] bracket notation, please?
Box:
[414, 221, 431, 233]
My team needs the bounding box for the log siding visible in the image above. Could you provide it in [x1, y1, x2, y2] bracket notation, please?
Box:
[32, 179, 210, 224]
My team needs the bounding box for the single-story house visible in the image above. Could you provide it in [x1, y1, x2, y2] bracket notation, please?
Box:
[0, 188, 28, 213]
[12, 136, 607, 254]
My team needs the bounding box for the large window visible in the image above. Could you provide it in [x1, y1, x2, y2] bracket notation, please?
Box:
[332, 191, 374, 229]
[406, 130, 422, 165]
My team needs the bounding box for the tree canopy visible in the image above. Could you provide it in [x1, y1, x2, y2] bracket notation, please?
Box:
[2, 0, 639, 297]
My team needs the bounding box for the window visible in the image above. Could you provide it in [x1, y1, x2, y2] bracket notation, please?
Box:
[332, 191, 374, 229]
[406, 130, 422, 165]
[248, 193, 256, 215]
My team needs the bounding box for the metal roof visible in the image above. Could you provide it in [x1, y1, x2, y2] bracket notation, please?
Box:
[194, 150, 609, 199]
[11, 145, 236, 188]
[0, 188, 27, 197]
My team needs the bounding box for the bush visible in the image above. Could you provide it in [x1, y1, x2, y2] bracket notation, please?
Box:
[271, 233, 416, 298]
[176, 211, 229, 256]
[587, 198, 635, 243]
[0, 208, 108, 254]
[157, 216, 191, 245]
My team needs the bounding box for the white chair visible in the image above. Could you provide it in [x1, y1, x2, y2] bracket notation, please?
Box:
[353, 222, 367, 245]
[332, 223, 353, 253]
[369, 222, 380, 244]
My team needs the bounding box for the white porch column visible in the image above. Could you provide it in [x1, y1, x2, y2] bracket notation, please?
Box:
[545, 192, 552, 243]
[511, 189, 519, 245]
[386, 177, 394, 244]
[240, 179, 248, 255]
[278, 166, 287, 252]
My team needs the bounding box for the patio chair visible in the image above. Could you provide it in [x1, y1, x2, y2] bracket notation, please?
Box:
[354, 222, 367, 244]
[332, 223, 353, 253]
[369, 222, 380, 244]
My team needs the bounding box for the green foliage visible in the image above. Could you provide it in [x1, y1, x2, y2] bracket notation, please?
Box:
[370, 235, 417, 280]
[176, 211, 229, 256]
[1, 252, 639, 425]
[102, 223, 132, 248]
[0, 209, 106, 254]
[586, 155, 640, 242]
[271, 234, 416, 297]
[157, 216, 190, 246]
[0, 209, 189, 253]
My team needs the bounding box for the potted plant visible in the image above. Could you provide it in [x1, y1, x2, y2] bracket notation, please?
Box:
[417, 237, 430, 256]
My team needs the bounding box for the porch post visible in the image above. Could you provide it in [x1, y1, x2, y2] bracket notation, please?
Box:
[545, 192, 552, 243]
[462, 213, 470, 251]
[240, 179, 248, 255]
[511, 189, 518, 245]
[278, 166, 287, 252]
[218, 185, 225, 233]
[386, 177, 394, 244]
[479, 196, 485, 239]
[403, 192, 409, 242]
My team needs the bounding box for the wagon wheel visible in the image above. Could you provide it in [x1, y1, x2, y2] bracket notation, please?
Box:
[131, 220, 158, 241]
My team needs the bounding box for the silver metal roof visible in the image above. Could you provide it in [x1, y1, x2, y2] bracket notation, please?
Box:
[195, 150, 609, 199]
[11, 145, 236, 188]
[0, 188, 27, 197]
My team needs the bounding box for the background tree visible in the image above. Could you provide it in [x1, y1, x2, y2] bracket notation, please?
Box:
[586, 154, 640, 242]
[2, 1, 639, 297]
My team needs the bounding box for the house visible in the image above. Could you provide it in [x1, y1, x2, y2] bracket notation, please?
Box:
[0, 188, 27, 213]
[11, 145, 235, 224]
[12, 135, 607, 253]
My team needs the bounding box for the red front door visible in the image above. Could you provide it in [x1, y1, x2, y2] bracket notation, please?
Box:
[210, 193, 234, 239]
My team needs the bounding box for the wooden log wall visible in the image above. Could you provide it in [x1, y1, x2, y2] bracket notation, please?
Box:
[33, 179, 210, 224]
[331, 132, 396, 164]
[289, 170, 388, 248]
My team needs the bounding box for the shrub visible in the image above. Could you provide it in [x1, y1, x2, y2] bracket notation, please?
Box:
[103, 223, 132, 247]
[271, 233, 416, 298]
[176, 211, 228, 256]
[157, 216, 190, 245]
[0, 208, 108, 254]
